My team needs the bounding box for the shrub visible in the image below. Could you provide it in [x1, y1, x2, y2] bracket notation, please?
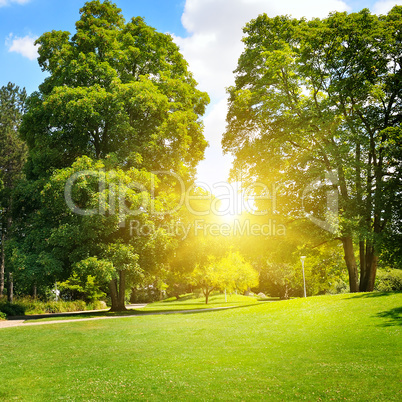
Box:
[28, 300, 88, 314]
[130, 287, 162, 303]
[58, 274, 107, 304]
[375, 269, 402, 292]
[0, 311, 7, 320]
[326, 279, 350, 295]
[0, 297, 107, 315]
[87, 300, 108, 310]
[0, 302, 26, 317]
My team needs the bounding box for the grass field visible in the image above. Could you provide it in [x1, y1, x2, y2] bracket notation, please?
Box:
[142, 292, 261, 311]
[0, 292, 401, 401]
[20, 293, 260, 322]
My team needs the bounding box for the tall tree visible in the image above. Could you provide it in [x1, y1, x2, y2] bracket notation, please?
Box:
[21, 0, 208, 180]
[223, 7, 402, 292]
[12, 0, 209, 308]
[0, 83, 27, 298]
[190, 251, 258, 304]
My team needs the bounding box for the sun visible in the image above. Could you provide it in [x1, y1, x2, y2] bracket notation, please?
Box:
[215, 192, 244, 224]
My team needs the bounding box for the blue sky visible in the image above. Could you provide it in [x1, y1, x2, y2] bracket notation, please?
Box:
[0, 0, 400, 189]
[0, 0, 187, 94]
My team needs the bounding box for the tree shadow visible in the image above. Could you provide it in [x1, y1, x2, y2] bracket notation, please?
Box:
[161, 294, 198, 303]
[20, 302, 266, 323]
[376, 306, 402, 327]
[348, 292, 397, 299]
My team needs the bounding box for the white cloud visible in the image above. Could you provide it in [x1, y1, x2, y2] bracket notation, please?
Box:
[176, 0, 350, 185]
[0, 0, 30, 7]
[372, 0, 402, 14]
[6, 33, 38, 60]
[203, 98, 229, 148]
[174, 0, 350, 99]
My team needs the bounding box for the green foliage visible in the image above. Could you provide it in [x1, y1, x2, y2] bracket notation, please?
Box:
[216, 251, 258, 293]
[0, 82, 27, 297]
[223, 7, 402, 292]
[0, 83, 27, 194]
[58, 273, 106, 303]
[0, 301, 26, 316]
[255, 242, 379, 298]
[10, 1, 208, 308]
[375, 269, 402, 292]
[259, 262, 296, 300]
[0, 311, 6, 320]
[11, 155, 175, 306]
[190, 252, 259, 303]
[326, 278, 350, 295]
[0, 296, 106, 315]
[21, 0, 208, 178]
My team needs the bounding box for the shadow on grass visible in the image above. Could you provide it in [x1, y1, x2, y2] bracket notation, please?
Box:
[173, 303, 263, 315]
[161, 294, 198, 302]
[146, 301, 259, 307]
[16, 309, 140, 321]
[376, 306, 402, 327]
[347, 292, 399, 299]
[21, 302, 266, 322]
[258, 298, 281, 302]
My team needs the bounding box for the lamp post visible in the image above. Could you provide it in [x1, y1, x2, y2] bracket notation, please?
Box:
[300, 256, 307, 298]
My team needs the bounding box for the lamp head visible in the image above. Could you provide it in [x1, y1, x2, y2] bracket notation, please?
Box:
[300, 256, 306, 262]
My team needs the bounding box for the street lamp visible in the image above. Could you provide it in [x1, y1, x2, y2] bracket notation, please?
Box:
[300, 256, 307, 298]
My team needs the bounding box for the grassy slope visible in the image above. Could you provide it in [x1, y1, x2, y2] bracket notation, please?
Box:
[142, 293, 260, 311]
[21, 293, 259, 322]
[0, 293, 401, 401]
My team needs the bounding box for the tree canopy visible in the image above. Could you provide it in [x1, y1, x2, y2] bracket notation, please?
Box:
[10, 0, 209, 310]
[223, 7, 402, 292]
[0, 83, 27, 298]
[21, 0, 209, 181]
[190, 251, 258, 304]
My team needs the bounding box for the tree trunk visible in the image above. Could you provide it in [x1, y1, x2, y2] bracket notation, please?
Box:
[109, 279, 119, 311]
[0, 229, 5, 298]
[109, 272, 127, 311]
[359, 243, 378, 292]
[342, 237, 359, 292]
[7, 272, 13, 303]
[359, 240, 366, 289]
[3, 214, 13, 300]
[118, 270, 127, 311]
[203, 287, 212, 304]
[367, 253, 378, 292]
[280, 283, 289, 300]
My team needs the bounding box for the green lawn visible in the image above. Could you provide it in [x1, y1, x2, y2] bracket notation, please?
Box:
[142, 292, 261, 311]
[0, 293, 401, 401]
[20, 293, 260, 322]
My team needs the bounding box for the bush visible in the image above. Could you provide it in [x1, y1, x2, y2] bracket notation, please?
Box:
[375, 269, 402, 292]
[87, 300, 108, 310]
[36, 300, 87, 314]
[130, 287, 163, 303]
[0, 311, 7, 320]
[0, 302, 26, 317]
[0, 297, 108, 315]
[57, 274, 106, 303]
[326, 279, 350, 295]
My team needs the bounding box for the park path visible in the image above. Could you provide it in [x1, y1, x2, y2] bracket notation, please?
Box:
[0, 303, 146, 329]
[0, 305, 238, 329]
